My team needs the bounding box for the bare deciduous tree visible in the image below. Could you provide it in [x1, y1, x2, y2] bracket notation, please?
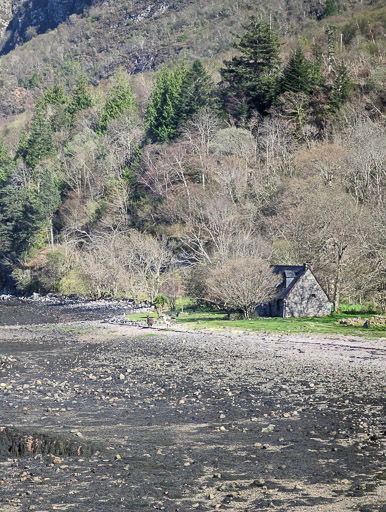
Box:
[205, 257, 279, 318]
[160, 271, 185, 310]
[338, 118, 385, 207]
[75, 230, 172, 300]
[269, 185, 370, 311]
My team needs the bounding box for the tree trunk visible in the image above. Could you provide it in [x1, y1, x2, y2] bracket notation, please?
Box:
[333, 285, 340, 314]
[333, 262, 342, 313]
[49, 218, 54, 250]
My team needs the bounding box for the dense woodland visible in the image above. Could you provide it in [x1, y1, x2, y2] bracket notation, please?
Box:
[0, 0, 384, 313]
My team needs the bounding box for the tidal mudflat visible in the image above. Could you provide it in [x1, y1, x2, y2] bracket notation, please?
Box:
[0, 319, 385, 511]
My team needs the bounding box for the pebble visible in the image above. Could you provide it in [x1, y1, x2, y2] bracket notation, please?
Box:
[261, 424, 275, 433]
[0, 310, 383, 512]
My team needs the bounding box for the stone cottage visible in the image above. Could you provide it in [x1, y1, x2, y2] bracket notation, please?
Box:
[257, 263, 332, 318]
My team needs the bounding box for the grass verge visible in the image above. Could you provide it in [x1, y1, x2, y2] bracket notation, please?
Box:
[126, 308, 386, 339]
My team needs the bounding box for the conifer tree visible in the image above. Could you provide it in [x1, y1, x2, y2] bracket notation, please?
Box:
[280, 46, 323, 96]
[220, 18, 281, 117]
[20, 100, 55, 170]
[330, 62, 352, 111]
[145, 64, 188, 142]
[66, 77, 93, 119]
[0, 186, 48, 262]
[97, 71, 136, 135]
[44, 84, 67, 105]
[178, 60, 215, 125]
[0, 137, 13, 185]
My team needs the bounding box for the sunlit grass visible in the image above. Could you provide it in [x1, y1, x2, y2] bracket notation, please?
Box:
[126, 303, 386, 339]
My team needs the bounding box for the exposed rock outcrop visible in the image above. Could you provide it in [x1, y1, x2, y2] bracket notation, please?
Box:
[0, 0, 93, 53]
[0, 0, 12, 38]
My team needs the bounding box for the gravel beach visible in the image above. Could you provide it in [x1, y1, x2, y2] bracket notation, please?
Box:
[0, 317, 385, 512]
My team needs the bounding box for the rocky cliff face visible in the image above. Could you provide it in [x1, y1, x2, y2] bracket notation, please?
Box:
[0, 0, 12, 37]
[0, 0, 93, 53]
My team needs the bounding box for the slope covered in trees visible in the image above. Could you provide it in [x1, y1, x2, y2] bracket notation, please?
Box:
[0, 0, 384, 313]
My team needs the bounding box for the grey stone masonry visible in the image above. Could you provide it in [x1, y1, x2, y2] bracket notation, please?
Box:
[284, 269, 331, 317]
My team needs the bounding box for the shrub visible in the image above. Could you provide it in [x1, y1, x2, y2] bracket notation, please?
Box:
[153, 295, 169, 317]
[58, 269, 91, 297]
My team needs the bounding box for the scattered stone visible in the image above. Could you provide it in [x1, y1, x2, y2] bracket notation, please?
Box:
[0, 305, 383, 512]
[261, 424, 275, 433]
[253, 479, 266, 487]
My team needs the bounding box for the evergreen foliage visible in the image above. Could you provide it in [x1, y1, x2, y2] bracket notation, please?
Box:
[97, 72, 136, 135]
[146, 60, 215, 142]
[145, 64, 188, 142]
[280, 47, 323, 95]
[0, 187, 47, 262]
[19, 101, 55, 170]
[0, 138, 13, 185]
[325, 0, 336, 17]
[178, 60, 215, 125]
[44, 84, 67, 105]
[330, 62, 352, 111]
[18, 73, 41, 90]
[35, 167, 62, 218]
[220, 18, 281, 117]
[66, 77, 93, 119]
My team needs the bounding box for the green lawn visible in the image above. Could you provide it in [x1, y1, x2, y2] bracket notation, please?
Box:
[127, 307, 386, 339]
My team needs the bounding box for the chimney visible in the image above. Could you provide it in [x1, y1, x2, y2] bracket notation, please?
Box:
[304, 262, 312, 270]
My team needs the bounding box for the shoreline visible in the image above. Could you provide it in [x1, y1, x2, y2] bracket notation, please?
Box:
[1, 320, 385, 511]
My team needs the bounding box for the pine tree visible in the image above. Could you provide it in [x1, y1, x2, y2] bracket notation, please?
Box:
[0, 137, 13, 185]
[66, 77, 93, 119]
[37, 167, 62, 219]
[44, 84, 67, 105]
[97, 71, 137, 135]
[178, 60, 215, 125]
[330, 62, 352, 111]
[0, 187, 47, 262]
[145, 64, 188, 142]
[20, 100, 55, 170]
[280, 46, 323, 95]
[220, 18, 281, 117]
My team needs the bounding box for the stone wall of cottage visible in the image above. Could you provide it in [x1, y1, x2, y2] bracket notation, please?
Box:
[284, 269, 331, 317]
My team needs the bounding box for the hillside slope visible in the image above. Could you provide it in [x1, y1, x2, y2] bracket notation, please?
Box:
[0, 0, 381, 116]
[0, 0, 93, 53]
[0, 0, 384, 309]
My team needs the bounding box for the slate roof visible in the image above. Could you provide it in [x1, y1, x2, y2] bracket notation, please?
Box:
[272, 264, 307, 300]
[271, 264, 330, 302]
[272, 265, 305, 275]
